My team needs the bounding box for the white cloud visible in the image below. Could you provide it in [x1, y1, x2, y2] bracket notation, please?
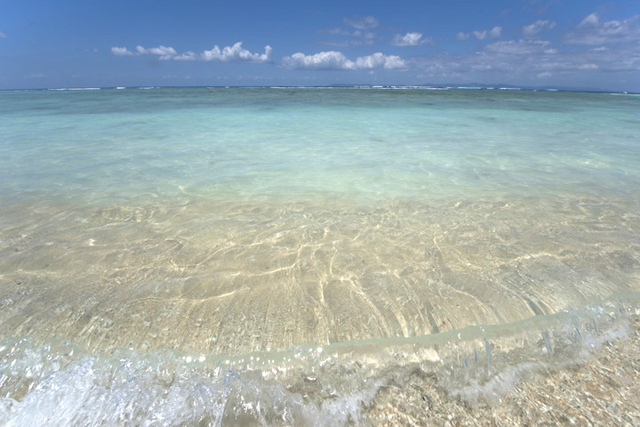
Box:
[136, 45, 177, 59]
[0, 32, 7, 38]
[282, 51, 351, 70]
[458, 26, 502, 41]
[153, 46, 174, 56]
[111, 46, 134, 56]
[416, 33, 640, 80]
[578, 13, 600, 28]
[174, 51, 199, 61]
[355, 52, 407, 69]
[391, 32, 433, 47]
[523, 20, 556, 38]
[473, 30, 488, 40]
[344, 16, 378, 30]
[282, 51, 406, 70]
[201, 43, 272, 63]
[111, 42, 272, 63]
[566, 13, 640, 45]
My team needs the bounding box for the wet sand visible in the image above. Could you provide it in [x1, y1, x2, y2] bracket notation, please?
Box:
[365, 315, 640, 427]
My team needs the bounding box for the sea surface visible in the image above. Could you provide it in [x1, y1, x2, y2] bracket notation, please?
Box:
[0, 87, 639, 425]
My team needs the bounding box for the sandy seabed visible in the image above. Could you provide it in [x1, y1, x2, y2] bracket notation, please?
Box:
[364, 316, 640, 427]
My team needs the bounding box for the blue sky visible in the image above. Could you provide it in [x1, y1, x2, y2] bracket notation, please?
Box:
[1, 0, 640, 91]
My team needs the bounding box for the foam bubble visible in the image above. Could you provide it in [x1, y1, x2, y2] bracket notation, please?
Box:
[0, 297, 636, 426]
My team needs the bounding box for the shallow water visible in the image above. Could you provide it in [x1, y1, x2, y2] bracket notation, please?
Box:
[1, 87, 639, 425]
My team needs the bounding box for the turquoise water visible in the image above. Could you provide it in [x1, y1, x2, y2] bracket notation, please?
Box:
[1, 87, 639, 425]
[2, 88, 639, 205]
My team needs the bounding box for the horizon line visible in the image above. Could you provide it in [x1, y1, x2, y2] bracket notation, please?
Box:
[1, 84, 637, 95]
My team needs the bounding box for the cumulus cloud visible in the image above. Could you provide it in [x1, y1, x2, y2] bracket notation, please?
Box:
[174, 51, 199, 61]
[282, 51, 406, 70]
[578, 13, 600, 28]
[111, 42, 272, 63]
[200, 43, 272, 62]
[344, 16, 378, 30]
[282, 51, 350, 70]
[565, 13, 640, 45]
[458, 26, 502, 41]
[391, 32, 433, 47]
[136, 45, 177, 60]
[354, 52, 406, 69]
[111, 46, 134, 56]
[523, 20, 556, 38]
[475, 31, 489, 40]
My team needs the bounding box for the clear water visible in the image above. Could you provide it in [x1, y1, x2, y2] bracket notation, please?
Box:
[1, 87, 639, 425]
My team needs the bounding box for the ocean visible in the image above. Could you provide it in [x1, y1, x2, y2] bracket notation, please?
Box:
[0, 87, 639, 425]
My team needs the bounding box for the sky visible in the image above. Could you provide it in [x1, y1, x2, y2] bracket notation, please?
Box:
[1, 0, 640, 91]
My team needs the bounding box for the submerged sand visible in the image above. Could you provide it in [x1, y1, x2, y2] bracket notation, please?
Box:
[2, 197, 639, 357]
[365, 315, 640, 427]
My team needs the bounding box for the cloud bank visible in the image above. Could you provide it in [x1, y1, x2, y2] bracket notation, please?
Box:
[418, 11, 640, 82]
[282, 51, 406, 70]
[111, 42, 272, 63]
[565, 13, 640, 45]
[136, 45, 177, 60]
[111, 47, 134, 56]
[417, 34, 640, 80]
